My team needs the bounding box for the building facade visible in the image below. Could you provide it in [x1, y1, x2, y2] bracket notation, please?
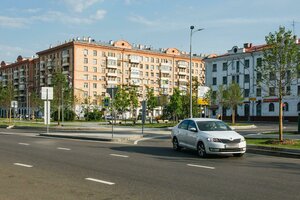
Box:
[205, 42, 300, 121]
[1, 37, 205, 118]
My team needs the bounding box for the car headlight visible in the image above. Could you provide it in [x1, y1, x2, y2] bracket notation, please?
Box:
[240, 137, 246, 142]
[207, 138, 222, 143]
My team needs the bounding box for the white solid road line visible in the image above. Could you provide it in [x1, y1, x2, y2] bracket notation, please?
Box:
[57, 147, 71, 151]
[187, 164, 215, 170]
[85, 178, 115, 185]
[18, 143, 30, 146]
[14, 163, 33, 168]
[110, 154, 129, 158]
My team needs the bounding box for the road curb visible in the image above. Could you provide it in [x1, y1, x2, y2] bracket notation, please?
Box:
[247, 145, 300, 159]
[39, 133, 141, 143]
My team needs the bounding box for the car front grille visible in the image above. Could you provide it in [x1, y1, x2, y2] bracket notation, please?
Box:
[219, 148, 244, 152]
[220, 139, 241, 144]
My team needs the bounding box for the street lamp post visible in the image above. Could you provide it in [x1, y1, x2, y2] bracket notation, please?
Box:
[189, 25, 204, 118]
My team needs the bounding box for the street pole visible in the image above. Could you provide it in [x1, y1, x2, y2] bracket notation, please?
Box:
[62, 89, 64, 126]
[46, 89, 49, 134]
[189, 26, 204, 118]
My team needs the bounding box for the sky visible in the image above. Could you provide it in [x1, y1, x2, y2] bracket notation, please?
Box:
[1, 0, 300, 62]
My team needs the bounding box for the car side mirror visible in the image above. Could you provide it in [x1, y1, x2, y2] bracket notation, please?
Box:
[189, 127, 197, 132]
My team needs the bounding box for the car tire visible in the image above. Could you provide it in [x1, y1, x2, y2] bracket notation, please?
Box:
[197, 142, 207, 158]
[172, 137, 181, 151]
[233, 153, 244, 157]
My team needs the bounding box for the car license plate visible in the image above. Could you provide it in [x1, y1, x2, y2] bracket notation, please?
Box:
[225, 144, 239, 148]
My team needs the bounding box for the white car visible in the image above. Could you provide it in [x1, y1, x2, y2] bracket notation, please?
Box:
[171, 118, 246, 157]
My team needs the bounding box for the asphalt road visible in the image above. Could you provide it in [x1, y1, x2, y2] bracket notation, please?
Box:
[0, 130, 299, 200]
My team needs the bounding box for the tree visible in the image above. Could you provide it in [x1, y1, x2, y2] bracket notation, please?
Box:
[114, 86, 130, 120]
[216, 85, 227, 120]
[169, 88, 182, 122]
[223, 83, 244, 125]
[51, 69, 69, 125]
[30, 91, 43, 120]
[146, 86, 157, 123]
[203, 87, 215, 118]
[128, 87, 139, 121]
[257, 26, 300, 141]
[0, 82, 15, 123]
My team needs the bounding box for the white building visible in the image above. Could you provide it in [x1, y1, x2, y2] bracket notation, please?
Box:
[205, 42, 300, 121]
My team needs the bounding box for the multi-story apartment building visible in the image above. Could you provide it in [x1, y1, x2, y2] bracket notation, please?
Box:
[205, 42, 300, 121]
[0, 56, 38, 117]
[1, 37, 205, 117]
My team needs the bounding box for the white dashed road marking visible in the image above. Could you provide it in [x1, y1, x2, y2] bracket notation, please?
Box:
[187, 164, 215, 170]
[57, 147, 71, 151]
[85, 178, 115, 185]
[18, 143, 30, 146]
[110, 154, 129, 158]
[14, 163, 33, 168]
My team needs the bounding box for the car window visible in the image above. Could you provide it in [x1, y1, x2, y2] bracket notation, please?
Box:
[178, 120, 189, 130]
[196, 121, 231, 131]
[188, 120, 197, 131]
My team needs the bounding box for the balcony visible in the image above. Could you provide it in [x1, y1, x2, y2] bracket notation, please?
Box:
[129, 55, 141, 63]
[19, 85, 25, 90]
[19, 68, 24, 72]
[13, 74, 19, 79]
[107, 79, 118, 85]
[40, 82, 45, 86]
[160, 63, 171, 73]
[179, 78, 188, 82]
[177, 61, 188, 68]
[178, 71, 187, 75]
[107, 57, 118, 69]
[130, 78, 140, 86]
[14, 82, 19, 86]
[62, 70, 69, 75]
[107, 72, 118, 77]
[62, 62, 69, 67]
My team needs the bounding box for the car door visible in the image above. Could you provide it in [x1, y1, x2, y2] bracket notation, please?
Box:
[185, 120, 198, 149]
[176, 120, 189, 147]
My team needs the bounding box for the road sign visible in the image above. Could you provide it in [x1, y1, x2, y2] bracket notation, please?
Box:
[41, 87, 53, 100]
[106, 87, 118, 99]
[197, 98, 209, 105]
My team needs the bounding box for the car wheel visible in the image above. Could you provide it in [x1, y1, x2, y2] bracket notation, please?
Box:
[172, 137, 181, 151]
[197, 142, 207, 158]
[233, 153, 244, 157]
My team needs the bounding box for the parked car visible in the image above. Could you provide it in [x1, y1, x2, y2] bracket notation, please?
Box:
[171, 118, 246, 158]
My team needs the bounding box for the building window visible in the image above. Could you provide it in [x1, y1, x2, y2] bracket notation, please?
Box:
[269, 103, 275, 112]
[93, 59, 97, 65]
[84, 83, 88, 88]
[245, 59, 250, 68]
[222, 63, 228, 71]
[93, 75, 97, 80]
[212, 77, 217, 85]
[232, 76, 236, 83]
[256, 88, 261, 97]
[256, 72, 262, 84]
[84, 58, 88, 64]
[283, 102, 289, 112]
[93, 67, 97, 72]
[244, 74, 250, 83]
[212, 64, 217, 72]
[297, 102, 300, 111]
[236, 61, 240, 73]
[222, 76, 227, 84]
[298, 86, 300, 96]
[84, 92, 88, 97]
[286, 86, 291, 95]
[93, 50, 97, 56]
[84, 66, 88, 72]
[93, 83, 97, 89]
[269, 87, 275, 96]
[244, 89, 250, 97]
[83, 74, 88, 80]
[83, 49, 88, 55]
[93, 92, 97, 97]
[257, 58, 262, 67]
[236, 75, 240, 83]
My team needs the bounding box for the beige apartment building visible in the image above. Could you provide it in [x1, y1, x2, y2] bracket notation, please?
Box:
[1, 37, 205, 117]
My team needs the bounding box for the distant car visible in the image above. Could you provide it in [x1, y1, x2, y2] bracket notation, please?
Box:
[171, 118, 246, 158]
[104, 115, 114, 120]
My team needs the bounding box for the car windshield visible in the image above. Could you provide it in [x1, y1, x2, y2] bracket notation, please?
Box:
[196, 121, 232, 131]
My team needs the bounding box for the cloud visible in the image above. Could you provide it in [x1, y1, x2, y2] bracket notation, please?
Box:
[32, 11, 93, 24]
[61, 0, 103, 13]
[91, 9, 107, 20]
[128, 15, 157, 26]
[0, 16, 27, 28]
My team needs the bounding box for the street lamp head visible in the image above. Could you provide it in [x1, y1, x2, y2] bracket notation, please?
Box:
[190, 25, 194, 30]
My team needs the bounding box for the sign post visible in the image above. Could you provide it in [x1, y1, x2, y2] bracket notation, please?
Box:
[141, 100, 147, 137]
[11, 101, 18, 124]
[41, 87, 53, 134]
[107, 87, 118, 138]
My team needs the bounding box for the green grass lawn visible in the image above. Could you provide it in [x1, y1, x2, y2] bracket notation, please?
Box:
[246, 138, 300, 149]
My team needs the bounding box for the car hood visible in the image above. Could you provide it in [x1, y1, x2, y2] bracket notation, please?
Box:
[201, 131, 243, 139]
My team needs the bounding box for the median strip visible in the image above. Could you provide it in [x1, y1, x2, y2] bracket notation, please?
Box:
[187, 164, 215, 170]
[14, 163, 33, 168]
[85, 178, 115, 185]
[110, 154, 129, 158]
